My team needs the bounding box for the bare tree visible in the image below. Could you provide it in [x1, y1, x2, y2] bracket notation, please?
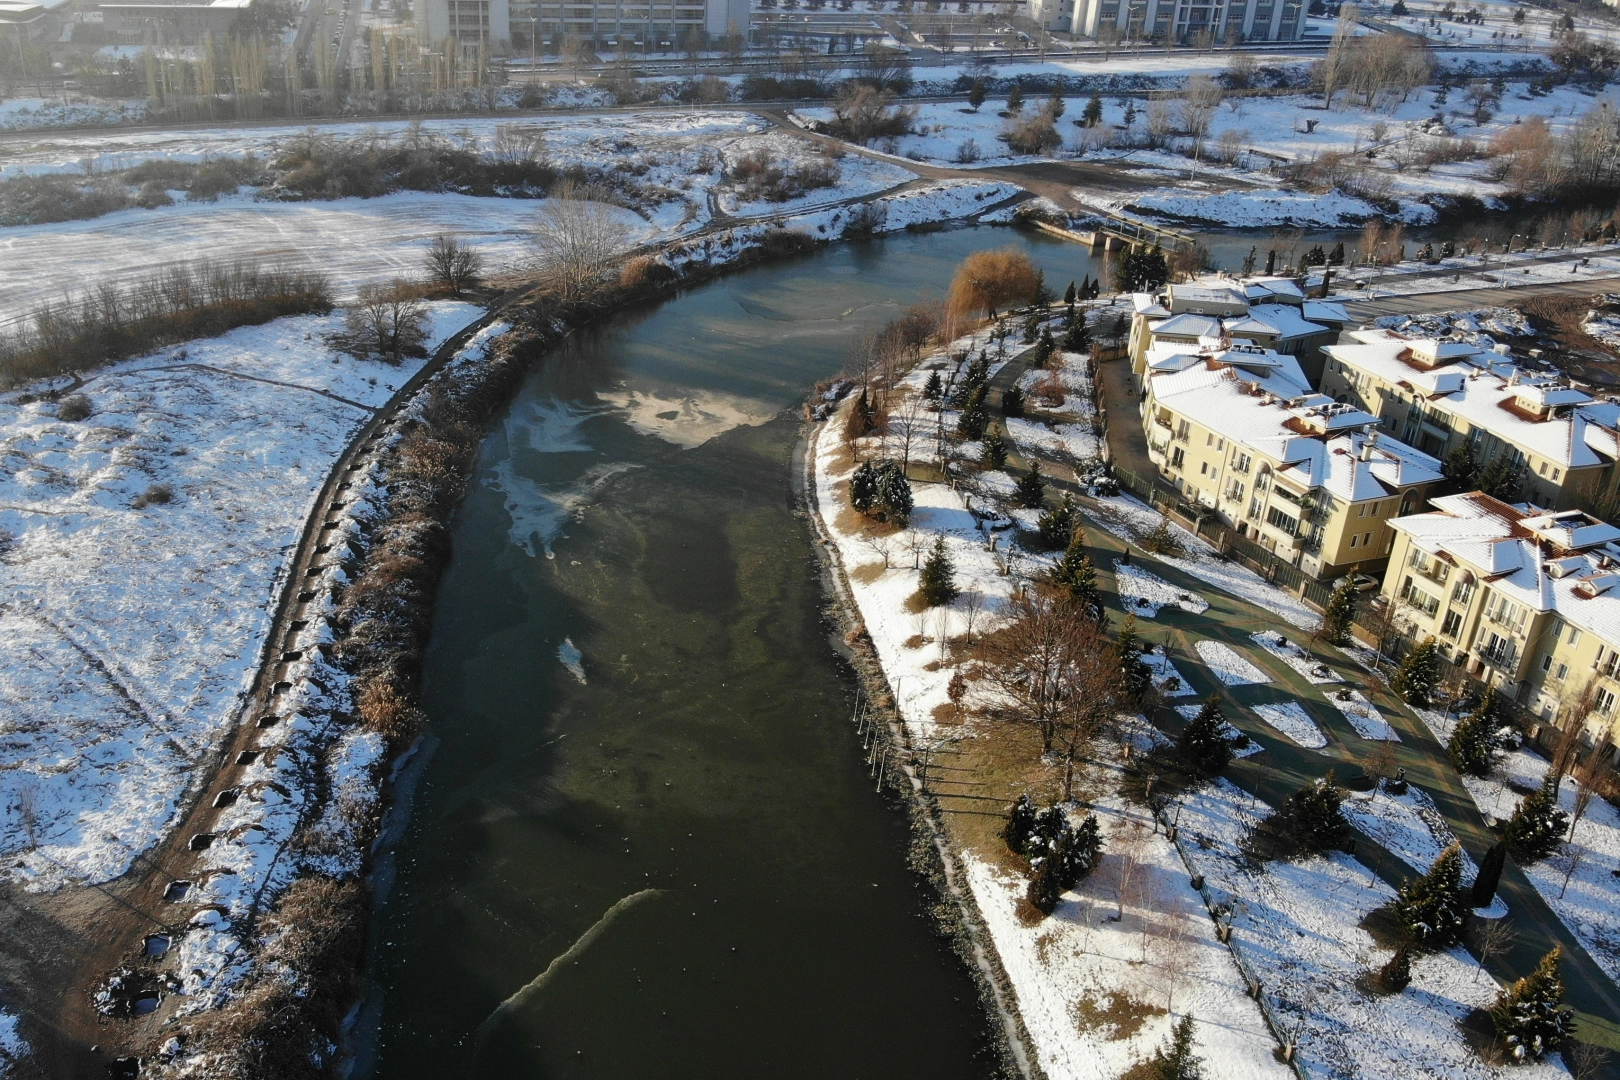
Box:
[1179, 75, 1224, 153]
[861, 532, 895, 569]
[1468, 917, 1517, 982]
[1110, 821, 1146, 921]
[531, 181, 635, 302]
[904, 527, 929, 569]
[327, 281, 429, 364]
[1320, 4, 1361, 109]
[1150, 908, 1196, 1012]
[1568, 1041, 1612, 1080]
[960, 587, 985, 643]
[895, 392, 927, 473]
[1553, 844, 1586, 899]
[423, 234, 483, 296]
[490, 123, 548, 165]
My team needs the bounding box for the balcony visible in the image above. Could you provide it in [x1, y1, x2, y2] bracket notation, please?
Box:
[1477, 639, 1519, 670]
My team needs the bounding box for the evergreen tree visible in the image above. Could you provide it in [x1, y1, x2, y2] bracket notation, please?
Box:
[1139, 1015, 1202, 1080]
[1063, 280, 1077, 307]
[1026, 851, 1062, 913]
[875, 461, 913, 522]
[1177, 696, 1235, 778]
[1490, 947, 1576, 1063]
[1390, 636, 1442, 707]
[1378, 944, 1412, 992]
[1005, 794, 1039, 854]
[957, 400, 988, 440]
[1022, 312, 1041, 343]
[923, 370, 943, 403]
[1055, 814, 1103, 887]
[1014, 462, 1046, 509]
[1260, 773, 1352, 856]
[1062, 310, 1091, 353]
[1506, 774, 1569, 863]
[1394, 841, 1468, 949]
[1002, 383, 1026, 418]
[1478, 454, 1524, 502]
[919, 536, 959, 606]
[1447, 686, 1502, 777]
[1006, 85, 1024, 112]
[1083, 91, 1104, 127]
[1321, 578, 1358, 646]
[967, 79, 987, 111]
[1035, 325, 1056, 366]
[1441, 442, 1479, 494]
[1048, 533, 1103, 619]
[1328, 240, 1345, 265]
[1116, 614, 1154, 704]
[1027, 805, 1068, 859]
[850, 460, 879, 514]
[982, 429, 1009, 469]
[1036, 494, 1077, 550]
[1114, 246, 1170, 293]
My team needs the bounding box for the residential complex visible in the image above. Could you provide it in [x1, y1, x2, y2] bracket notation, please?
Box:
[1382, 493, 1620, 741]
[1140, 340, 1442, 581]
[1321, 329, 1620, 514]
[1029, 0, 1306, 43]
[1129, 276, 1348, 385]
[420, 0, 749, 49]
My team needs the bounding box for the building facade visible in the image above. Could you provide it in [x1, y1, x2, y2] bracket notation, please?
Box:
[1128, 276, 1347, 386]
[1381, 493, 1620, 743]
[1029, 0, 1305, 42]
[1321, 329, 1620, 513]
[1141, 342, 1441, 580]
[425, 0, 747, 50]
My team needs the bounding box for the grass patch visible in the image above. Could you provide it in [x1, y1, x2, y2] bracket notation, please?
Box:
[1075, 991, 1165, 1041]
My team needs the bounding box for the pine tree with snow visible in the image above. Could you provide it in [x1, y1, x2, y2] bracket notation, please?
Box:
[1048, 532, 1103, 619]
[1027, 805, 1068, 860]
[1478, 454, 1524, 502]
[982, 429, 1009, 469]
[1022, 312, 1041, 343]
[875, 461, 913, 523]
[919, 536, 959, 607]
[1055, 814, 1103, 887]
[1026, 852, 1062, 914]
[1490, 947, 1576, 1062]
[957, 400, 988, 440]
[923, 370, 943, 403]
[1261, 773, 1352, 857]
[850, 461, 879, 514]
[1116, 615, 1154, 704]
[1015, 462, 1047, 509]
[1005, 794, 1039, 854]
[1036, 494, 1077, 550]
[1321, 578, 1358, 646]
[1002, 383, 1026, 418]
[1177, 696, 1235, 779]
[1395, 841, 1468, 950]
[1447, 687, 1502, 778]
[1506, 774, 1569, 863]
[1391, 636, 1442, 707]
[1083, 91, 1104, 128]
[1378, 944, 1412, 992]
[1138, 1015, 1202, 1080]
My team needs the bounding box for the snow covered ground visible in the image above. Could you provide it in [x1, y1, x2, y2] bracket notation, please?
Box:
[0, 302, 480, 891]
[1251, 630, 1342, 685]
[1194, 641, 1270, 686]
[1461, 745, 1620, 986]
[1144, 648, 1197, 698]
[1341, 783, 1478, 881]
[1174, 778, 1566, 1080]
[1326, 687, 1401, 742]
[1176, 704, 1263, 759]
[1113, 561, 1209, 619]
[1251, 701, 1328, 749]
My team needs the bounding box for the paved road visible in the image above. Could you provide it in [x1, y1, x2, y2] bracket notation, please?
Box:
[980, 337, 1620, 1062]
[1344, 274, 1620, 322]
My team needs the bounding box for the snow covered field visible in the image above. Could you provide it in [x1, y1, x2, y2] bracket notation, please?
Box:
[1341, 783, 1476, 881]
[1327, 687, 1401, 742]
[1175, 778, 1565, 1080]
[1113, 561, 1209, 618]
[1251, 630, 1343, 685]
[1250, 701, 1328, 749]
[1144, 648, 1197, 698]
[1461, 746, 1620, 985]
[1194, 641, 1270, 686]
[0, 303, 479, 890]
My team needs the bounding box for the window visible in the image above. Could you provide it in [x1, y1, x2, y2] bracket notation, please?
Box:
[1441, 609, 1464, 638]
[1265, 506, 1299, 535]
[1451, 578, 1475, 606]
[1485, 593, 1525, 631]
[1216, 438, 1225, 451]
[1569, 627, 1581, 647]
[1232, 452, 1252, 473]
[1557, 662, 1569, 681]
[1364, 532, 1373, 547]
[1542, 653, 1554, 673]
[1207, 433, 1214, 446]
[1350, 534, 1359, 549]
[1402, 578, 1441, 616]
[1480, 631, 1517, 668]
[1539, 462, 1549, 476]
[1170, 447, 1185, 469]
[1553, 468, 1561, 481]
[1248, 497, 1262, 519]
[1200, 461, 1209, 475]
[1599, 687, 1617, 717]
[1358, 505, 1366, 518]
[1226, 481, 1246, 503]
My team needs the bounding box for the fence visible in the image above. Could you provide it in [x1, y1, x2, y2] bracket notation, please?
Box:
[1108, 465, 1336, 612]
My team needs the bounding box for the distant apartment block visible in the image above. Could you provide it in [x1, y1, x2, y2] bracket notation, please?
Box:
[1029, 0, 1305, 42]
[97, 0, 249, 40]
[419, 0, 748, 49]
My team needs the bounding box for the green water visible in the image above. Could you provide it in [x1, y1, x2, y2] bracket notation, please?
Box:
[364, 228, 1097, 1080]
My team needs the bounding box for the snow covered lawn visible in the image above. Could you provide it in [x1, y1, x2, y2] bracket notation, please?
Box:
[1174, 779, 1566, 1080]
[1193, 641, 1270, 687]
[1325, 687, 1401, 742]
[0, 303, 481, 890]
[1250, 630, 1342, 685]
[1143, 649, 1197, 698]
[1341, 784, 1476, 881]
[1086, 493, 1320, 632]
[1250, 702, 1327, 750]
[1113, 561, 1209, 619]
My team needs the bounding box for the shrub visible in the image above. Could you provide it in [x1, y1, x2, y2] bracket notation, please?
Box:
[132, 482, 174, 508]
[56, 394, 92, 421]
[1394, 841, 1468, 950]
[1002, 113, 1060, 155]
[1141, 515, 1182, 556]
[326, 281, 430, 365]
[1376, 945, 1412, 993]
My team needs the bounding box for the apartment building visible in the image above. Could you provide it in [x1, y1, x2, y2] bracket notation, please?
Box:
[433, 0, 748, 50]
[1382, 493, 1620, 740]
[1029, 0, 1305, 41]
[1321, 330, 1620, 513]
[1129, 276, 1348, 386]
[1141, 342, 1442, 580]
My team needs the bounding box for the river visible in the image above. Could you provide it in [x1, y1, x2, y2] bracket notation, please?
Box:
[360, 228, 1109, 1080]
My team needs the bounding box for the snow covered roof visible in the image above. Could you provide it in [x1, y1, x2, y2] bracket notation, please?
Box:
[1149, 348, 1439, 501]
[1228, 304, 1330, 343]
[1302, 300, 1350, 326]
[1151, 313, 1225, 339]
[1132, 293, 1171, 318]
[1390, 495, 1620, 640]
[1324, 336, 1620, 471]
[1167, 282, 1249, 314]
[1244, 277, 1306, 304]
